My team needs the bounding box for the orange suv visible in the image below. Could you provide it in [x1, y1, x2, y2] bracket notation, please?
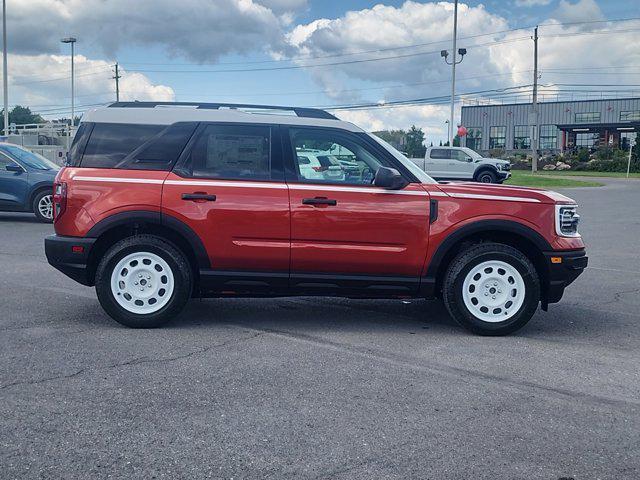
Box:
[45, 102, 587, 335]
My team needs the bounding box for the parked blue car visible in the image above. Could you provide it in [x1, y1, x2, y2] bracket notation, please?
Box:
[0, 143, 60, 222]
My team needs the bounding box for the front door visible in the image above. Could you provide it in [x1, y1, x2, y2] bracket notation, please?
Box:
[284, 127, 431, 295]
[162, 123, 290, 293]
[0, 152, 28, 210]
[448, 149, 475, 179]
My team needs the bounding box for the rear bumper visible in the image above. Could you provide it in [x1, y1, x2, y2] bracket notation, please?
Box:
[543, 249, 588, 305]
[44, 234, 96, 286]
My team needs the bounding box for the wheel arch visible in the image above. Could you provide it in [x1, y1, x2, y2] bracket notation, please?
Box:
[425, 219, 551, 299]
[473, 164, 498, 181]
[28, 183, 54, 210]
[85, 210, 209, 287]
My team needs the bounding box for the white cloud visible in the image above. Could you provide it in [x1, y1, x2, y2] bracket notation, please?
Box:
[551, 0, 605, 24]
[514, 0, 552, 6]
[7, 0, 304, 62]
[8, 54, 174, 118]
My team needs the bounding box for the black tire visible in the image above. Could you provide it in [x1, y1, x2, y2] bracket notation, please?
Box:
[95, 235, 193, 328]
[476, 170, 497, 183]
[32, 190, 53, 223]
[442, 242, 540, 336]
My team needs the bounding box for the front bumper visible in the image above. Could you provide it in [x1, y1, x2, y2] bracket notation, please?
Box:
[497, 171, 511, 181]
[44, 234, 96, 286]
[543, 248, 588, 306]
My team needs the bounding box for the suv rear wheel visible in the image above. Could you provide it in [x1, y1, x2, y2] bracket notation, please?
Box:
[95, 235, 192, 328]
[442, 242, 540, 335]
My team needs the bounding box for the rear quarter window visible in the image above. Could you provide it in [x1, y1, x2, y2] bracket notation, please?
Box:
[80, 123, 164, 168]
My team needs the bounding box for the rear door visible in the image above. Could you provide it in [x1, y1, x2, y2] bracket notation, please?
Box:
[425, 148, 452, 178]
[284, 126, 431, 294]
[162, 122, 290, 292]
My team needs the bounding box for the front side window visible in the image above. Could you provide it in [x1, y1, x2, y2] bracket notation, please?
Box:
[575, 112, 600, 123]
[290, 128, 383, 185]
[450, 149, 472, 162]
[489, 126, 506, 149]
[0, 152, 20, 170]
[188, 124, 271, 180]
[513, 125, 530, 149]
[466, 127, 482, 151]
[0, 145, 59, 170]
[81, 123, 164, 168]
[540, 125, 558, 150]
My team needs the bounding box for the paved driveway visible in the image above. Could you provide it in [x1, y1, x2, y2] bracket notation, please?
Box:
[1, 177, 638, 479]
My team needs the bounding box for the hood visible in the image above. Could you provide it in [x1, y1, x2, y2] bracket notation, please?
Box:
[434, 181, 576, 205]
[479, 157, 509, 165]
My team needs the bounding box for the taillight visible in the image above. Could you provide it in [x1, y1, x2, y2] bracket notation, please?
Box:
[53, 182, 67, 220]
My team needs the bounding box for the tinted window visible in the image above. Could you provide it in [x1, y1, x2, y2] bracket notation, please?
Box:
[188, 124, 271, 180]
[0, 145, 59, 170]
[117, 122, 198, 171]
[81, 123, 163, 168]
[67, 122, 93, 167]
[430, 149, 450, 159]
[450, 150, 471, 162]
[0, 152, 19, 169]
[290, 128, 384, 185]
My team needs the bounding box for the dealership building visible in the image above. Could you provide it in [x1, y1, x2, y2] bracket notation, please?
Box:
[460, 97, 639, 153]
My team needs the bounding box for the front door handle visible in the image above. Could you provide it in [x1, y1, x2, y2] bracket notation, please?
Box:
[302, 197, 337, 206]
[182, 192, 217, 202]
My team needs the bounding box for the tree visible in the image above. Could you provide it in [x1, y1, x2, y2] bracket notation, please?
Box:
[453, 134, 461, 147]
[0, 105, 44, 131]
[404, 125, 426, 158]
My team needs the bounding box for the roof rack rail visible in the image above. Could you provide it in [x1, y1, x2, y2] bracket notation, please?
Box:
[107, 101, 338, 120]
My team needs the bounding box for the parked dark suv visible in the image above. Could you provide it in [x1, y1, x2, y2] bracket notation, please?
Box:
[0, 143, 59, 222]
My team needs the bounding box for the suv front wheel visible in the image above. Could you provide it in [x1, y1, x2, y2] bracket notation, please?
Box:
[442, 243, 540, 335]
[95, 235, 192, 328]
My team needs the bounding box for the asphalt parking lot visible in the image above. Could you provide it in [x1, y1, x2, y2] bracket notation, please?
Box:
[1, 177, 639, 479]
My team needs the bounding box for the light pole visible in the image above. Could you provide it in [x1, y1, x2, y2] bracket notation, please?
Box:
[444, 120, 450, 145]
[440, 0, 466, 146]
[61, 37, 76, 128]
[2, 0, 8, 136]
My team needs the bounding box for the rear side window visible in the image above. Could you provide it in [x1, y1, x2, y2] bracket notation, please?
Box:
[430, 149, 450, 159]
[186, 124, 272, 180]
[81, 123, 163, 168]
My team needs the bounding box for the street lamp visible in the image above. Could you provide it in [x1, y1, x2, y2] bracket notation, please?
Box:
[60, 37, 76, 129]
[2, 0, 8, 136]
[440, 0, 467, 146]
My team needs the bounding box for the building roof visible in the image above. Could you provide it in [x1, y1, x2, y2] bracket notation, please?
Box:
[82, 102, 362, 132]
[462, 97, 640, 110]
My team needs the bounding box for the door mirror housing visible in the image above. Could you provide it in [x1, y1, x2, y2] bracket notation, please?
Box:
[5, 163, 24, 173]
[374, 167, 409, 190]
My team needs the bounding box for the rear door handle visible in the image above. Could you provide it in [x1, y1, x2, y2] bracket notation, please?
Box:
[181, 192, 217, 202]
[302, 197, 337, 206]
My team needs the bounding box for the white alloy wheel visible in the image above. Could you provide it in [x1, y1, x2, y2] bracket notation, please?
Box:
[462, 260, 526, 323]
[110, 251, 175, 314]
[38, 194, 53, 220]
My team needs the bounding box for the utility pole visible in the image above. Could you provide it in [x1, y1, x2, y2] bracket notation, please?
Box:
[449, 0, 458, 146]
[2, 0, 8, 136]
[113, 63, 121, 102]
[531, 26, 539, 173]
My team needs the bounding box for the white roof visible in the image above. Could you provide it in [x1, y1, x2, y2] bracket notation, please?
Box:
[82, 105, 363, 132]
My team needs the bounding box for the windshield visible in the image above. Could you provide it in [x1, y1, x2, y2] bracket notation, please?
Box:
[368, 133, 436, 184]
[0, 145, 60, 170]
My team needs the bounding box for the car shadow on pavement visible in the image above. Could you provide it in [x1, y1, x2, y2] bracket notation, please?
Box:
[0, 214, 41, 223]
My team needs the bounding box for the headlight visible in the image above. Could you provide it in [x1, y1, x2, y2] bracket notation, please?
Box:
[555, 204, 580, 237]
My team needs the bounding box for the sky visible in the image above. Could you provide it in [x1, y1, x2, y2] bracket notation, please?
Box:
[4, 0, 640, 144]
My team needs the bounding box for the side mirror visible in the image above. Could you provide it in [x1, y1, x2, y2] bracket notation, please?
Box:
[374, 167, 409, 190]
[6, 164, 24, 173]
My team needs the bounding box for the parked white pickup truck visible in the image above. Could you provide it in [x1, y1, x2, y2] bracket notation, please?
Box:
[411, 146, 511, 183]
